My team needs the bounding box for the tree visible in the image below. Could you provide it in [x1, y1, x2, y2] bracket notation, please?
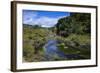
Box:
[55, 13, 91, 37]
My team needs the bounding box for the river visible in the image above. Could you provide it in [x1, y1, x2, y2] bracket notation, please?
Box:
[43, 40, 84, 61]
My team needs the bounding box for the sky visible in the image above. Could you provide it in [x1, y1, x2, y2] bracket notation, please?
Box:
[23, 10, 70, 27]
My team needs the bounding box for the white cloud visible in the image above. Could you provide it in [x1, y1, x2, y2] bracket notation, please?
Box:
[28, 16, 67, 27]
[23, 11, 67, 27]
[23, 11, 38, 24]
[32, 16, 58, 27]
[23, 18, 33, 24]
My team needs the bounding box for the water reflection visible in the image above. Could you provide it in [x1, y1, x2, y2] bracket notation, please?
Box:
[44, 40, 84, 61]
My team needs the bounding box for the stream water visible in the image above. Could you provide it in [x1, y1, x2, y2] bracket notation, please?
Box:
[44, 40, 83, 61]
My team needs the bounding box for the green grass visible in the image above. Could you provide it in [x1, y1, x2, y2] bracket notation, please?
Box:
[66, 34, 90, 44]
[57, 34, 91, 59]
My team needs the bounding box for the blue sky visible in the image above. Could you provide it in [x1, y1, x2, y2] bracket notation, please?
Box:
[23, 10, 70, 27]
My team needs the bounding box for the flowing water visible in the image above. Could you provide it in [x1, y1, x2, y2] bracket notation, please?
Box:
[43, 40, 83, 61]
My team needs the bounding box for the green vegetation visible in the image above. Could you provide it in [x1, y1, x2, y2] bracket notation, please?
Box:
[55, 13, 91, 59]
[56, 13, 91, 36]
[23, 13, 91, 62]
[23, 25, 50, 62]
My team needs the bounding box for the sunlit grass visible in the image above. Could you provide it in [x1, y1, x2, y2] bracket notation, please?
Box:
[66, 34, 90, 44]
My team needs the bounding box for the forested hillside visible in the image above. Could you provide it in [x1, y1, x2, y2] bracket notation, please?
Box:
[55, 13, 91, 36]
